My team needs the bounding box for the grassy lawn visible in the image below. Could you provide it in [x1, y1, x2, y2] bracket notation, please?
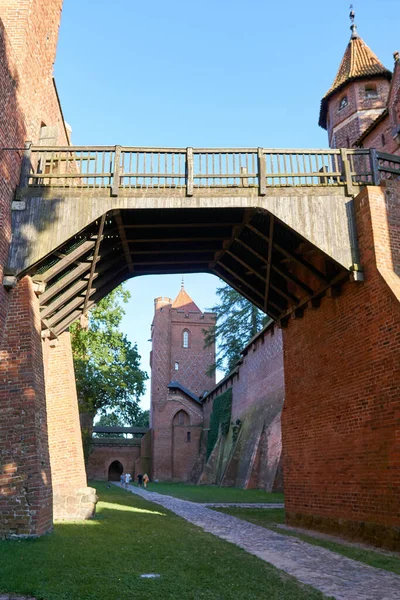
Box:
[214, 507, 400, 576]
[140, 481, 284, 503]
[0, 483, 324, 600]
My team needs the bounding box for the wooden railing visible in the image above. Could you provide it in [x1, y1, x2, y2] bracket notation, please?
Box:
[18, 144, 400, 196]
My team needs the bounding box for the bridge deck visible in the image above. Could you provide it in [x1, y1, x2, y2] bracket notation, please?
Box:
[8, 146, 400, 335]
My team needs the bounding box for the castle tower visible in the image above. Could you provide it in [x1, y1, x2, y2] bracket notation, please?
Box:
[319, 10, 392, 148]
[150, 283, 216, 481]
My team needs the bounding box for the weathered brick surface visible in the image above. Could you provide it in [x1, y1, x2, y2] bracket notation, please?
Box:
[43, 332, 96, 519]
[0, 277, 52, 537]
[87, 444, 140, 481]
[0, 2, 83, 536]
[282, 185, 400, 550]
[202, 326, 284, 491]
[150, 293, 215, 480]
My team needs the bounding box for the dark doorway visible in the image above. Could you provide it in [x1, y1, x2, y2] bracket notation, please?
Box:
[108, 460, 123, 481]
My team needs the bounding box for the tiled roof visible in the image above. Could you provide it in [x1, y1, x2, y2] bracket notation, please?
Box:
[171, 286, 201, 312]
[167, 381, 202, 403]
[319, 32, 392, 129]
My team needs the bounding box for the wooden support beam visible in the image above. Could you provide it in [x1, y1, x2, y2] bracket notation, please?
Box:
[122, 221, 242, 229]
[235, 238, 314, 295]
[264, 215, 274, 311]
[214, 261, 264, 300]
[245, 223, 328, 284]
[40, 255, 122, 319]
[82, 214, 106, 315]
[115, 210, 134, 273]
[127, 236, 228, 243]
[35, 239, 96, 283]
[212, 265, 265, 313]
[225, 250, 265, 282]
[47, 265, 127, 328]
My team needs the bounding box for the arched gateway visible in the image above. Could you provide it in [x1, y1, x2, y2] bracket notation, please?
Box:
[108, 461, 124, 482]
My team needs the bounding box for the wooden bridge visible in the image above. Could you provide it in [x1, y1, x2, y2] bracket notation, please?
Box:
[6, 145, 400, 336]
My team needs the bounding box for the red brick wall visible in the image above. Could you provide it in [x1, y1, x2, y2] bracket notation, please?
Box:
[0, 277, 52, 536]
[43, 332, 87, 501]
[202, 326, 284, 491]
[0, 1, 79, 535]
[150, 295, 214, 481]
[87, 445, 140, 481]
[282, 185, 400, 550]
[327, 79, 390, 148]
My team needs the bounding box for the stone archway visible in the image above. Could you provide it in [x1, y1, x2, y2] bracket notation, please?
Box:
[108, 460, 124, 481]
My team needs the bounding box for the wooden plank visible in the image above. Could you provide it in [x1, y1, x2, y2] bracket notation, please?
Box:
[115, 210, 134, 273]
[126, 236, 228, 243]
[258, 148, 266, 196]
[82, 214, 106, 315]
[215, 261, 264, 299]
[35, 240, 96, 283]
[235, 238, 314, 295]
[245, 223, 328, 283]
[212, 265, 265, 312]
[225, 250, 265, 283]
[186, 147, 194, 197]
[111, 145, 121, 197]
[121, 221, 242, 229]
[264, 216, 274, 310]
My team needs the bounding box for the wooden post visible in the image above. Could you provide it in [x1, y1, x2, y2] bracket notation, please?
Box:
[340, 148, 354, 196]
[186, 147, 194, 197]
[241, 166, 248, 187]
[369, 148, 381, 186]
[111, 145, 121, 197]
[258, 148, 266, 196]
[19, 141, 32, 188]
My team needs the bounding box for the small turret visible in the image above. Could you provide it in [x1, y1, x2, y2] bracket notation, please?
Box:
[319, 9, 392, 148]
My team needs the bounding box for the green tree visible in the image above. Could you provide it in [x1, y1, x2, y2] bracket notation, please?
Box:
[204, 283, 271, 375]
[70, 285, 148, 431]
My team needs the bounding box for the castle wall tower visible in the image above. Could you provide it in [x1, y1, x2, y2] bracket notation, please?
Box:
[150, 284, 215, 481]
[319, 11, 392, 148]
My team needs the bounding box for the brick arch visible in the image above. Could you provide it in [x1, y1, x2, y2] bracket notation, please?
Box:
[107, 459, 124, 481]
[172, 408, 190, 426]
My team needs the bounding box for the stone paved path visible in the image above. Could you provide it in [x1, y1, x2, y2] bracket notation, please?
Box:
[115, 483, 400, 600]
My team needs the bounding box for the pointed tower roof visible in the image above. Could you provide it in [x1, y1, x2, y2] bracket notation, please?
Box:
[319, 13, 392, 128]
[171, 280, 201, 312]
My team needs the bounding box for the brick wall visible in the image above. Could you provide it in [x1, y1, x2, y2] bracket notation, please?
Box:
[201, 325, 284, 491]
[0, 277, 52, 536]
[150, 294, 214, 481]
[327, 79, 390, 148]
[282, 184, 400, 550]
[0, 1, 91, 533]
[87, 444, 140, 481]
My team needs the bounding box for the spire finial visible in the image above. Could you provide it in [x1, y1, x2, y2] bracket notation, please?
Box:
[349, 5, 358, 39]
[181, 276, 184, 289]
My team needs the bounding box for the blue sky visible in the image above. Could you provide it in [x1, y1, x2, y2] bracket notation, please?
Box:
[54, 0, 399, 408]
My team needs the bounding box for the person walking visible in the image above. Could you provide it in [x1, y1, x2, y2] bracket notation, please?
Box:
[124, 473, 131, 488]
[143, 473, 149, 489]
[137, 473, 143, 487]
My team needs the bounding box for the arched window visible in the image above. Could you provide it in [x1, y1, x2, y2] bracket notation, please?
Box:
[339, 96, 348, 111]
[182, 329, 189, 348]
[365, 83, 378, 98]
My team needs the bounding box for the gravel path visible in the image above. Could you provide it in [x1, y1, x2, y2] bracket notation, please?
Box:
[116, 483, 400, 600]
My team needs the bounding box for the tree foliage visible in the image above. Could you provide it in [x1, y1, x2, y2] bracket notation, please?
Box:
[204, 283, 271, 375]
[70, 286, 148, 423]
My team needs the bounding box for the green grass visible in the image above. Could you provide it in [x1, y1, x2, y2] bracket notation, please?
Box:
[0, 483, 324, 600]
[142, 481, 284, 503]
[214, 507, 400, 576]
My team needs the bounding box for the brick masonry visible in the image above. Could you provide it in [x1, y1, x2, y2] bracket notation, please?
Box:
[0, 277, 52, 537]
[201, 325, 284, 491]
[150, 292, 215, 481]
[0, 1, 93, 534]
[43, 332, 96, 520]
[282, 184, 400, 551]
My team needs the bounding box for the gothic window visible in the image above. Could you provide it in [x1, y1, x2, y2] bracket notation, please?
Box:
[173, 410, 190, 426]
[381, 133, 386, 147]
[182, 329, 189, 348]
[186, 431, 191, 443]
[339, 96, 348, 111]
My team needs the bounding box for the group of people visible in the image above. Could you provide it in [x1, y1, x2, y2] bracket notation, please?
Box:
[120, 472, 149, 489]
